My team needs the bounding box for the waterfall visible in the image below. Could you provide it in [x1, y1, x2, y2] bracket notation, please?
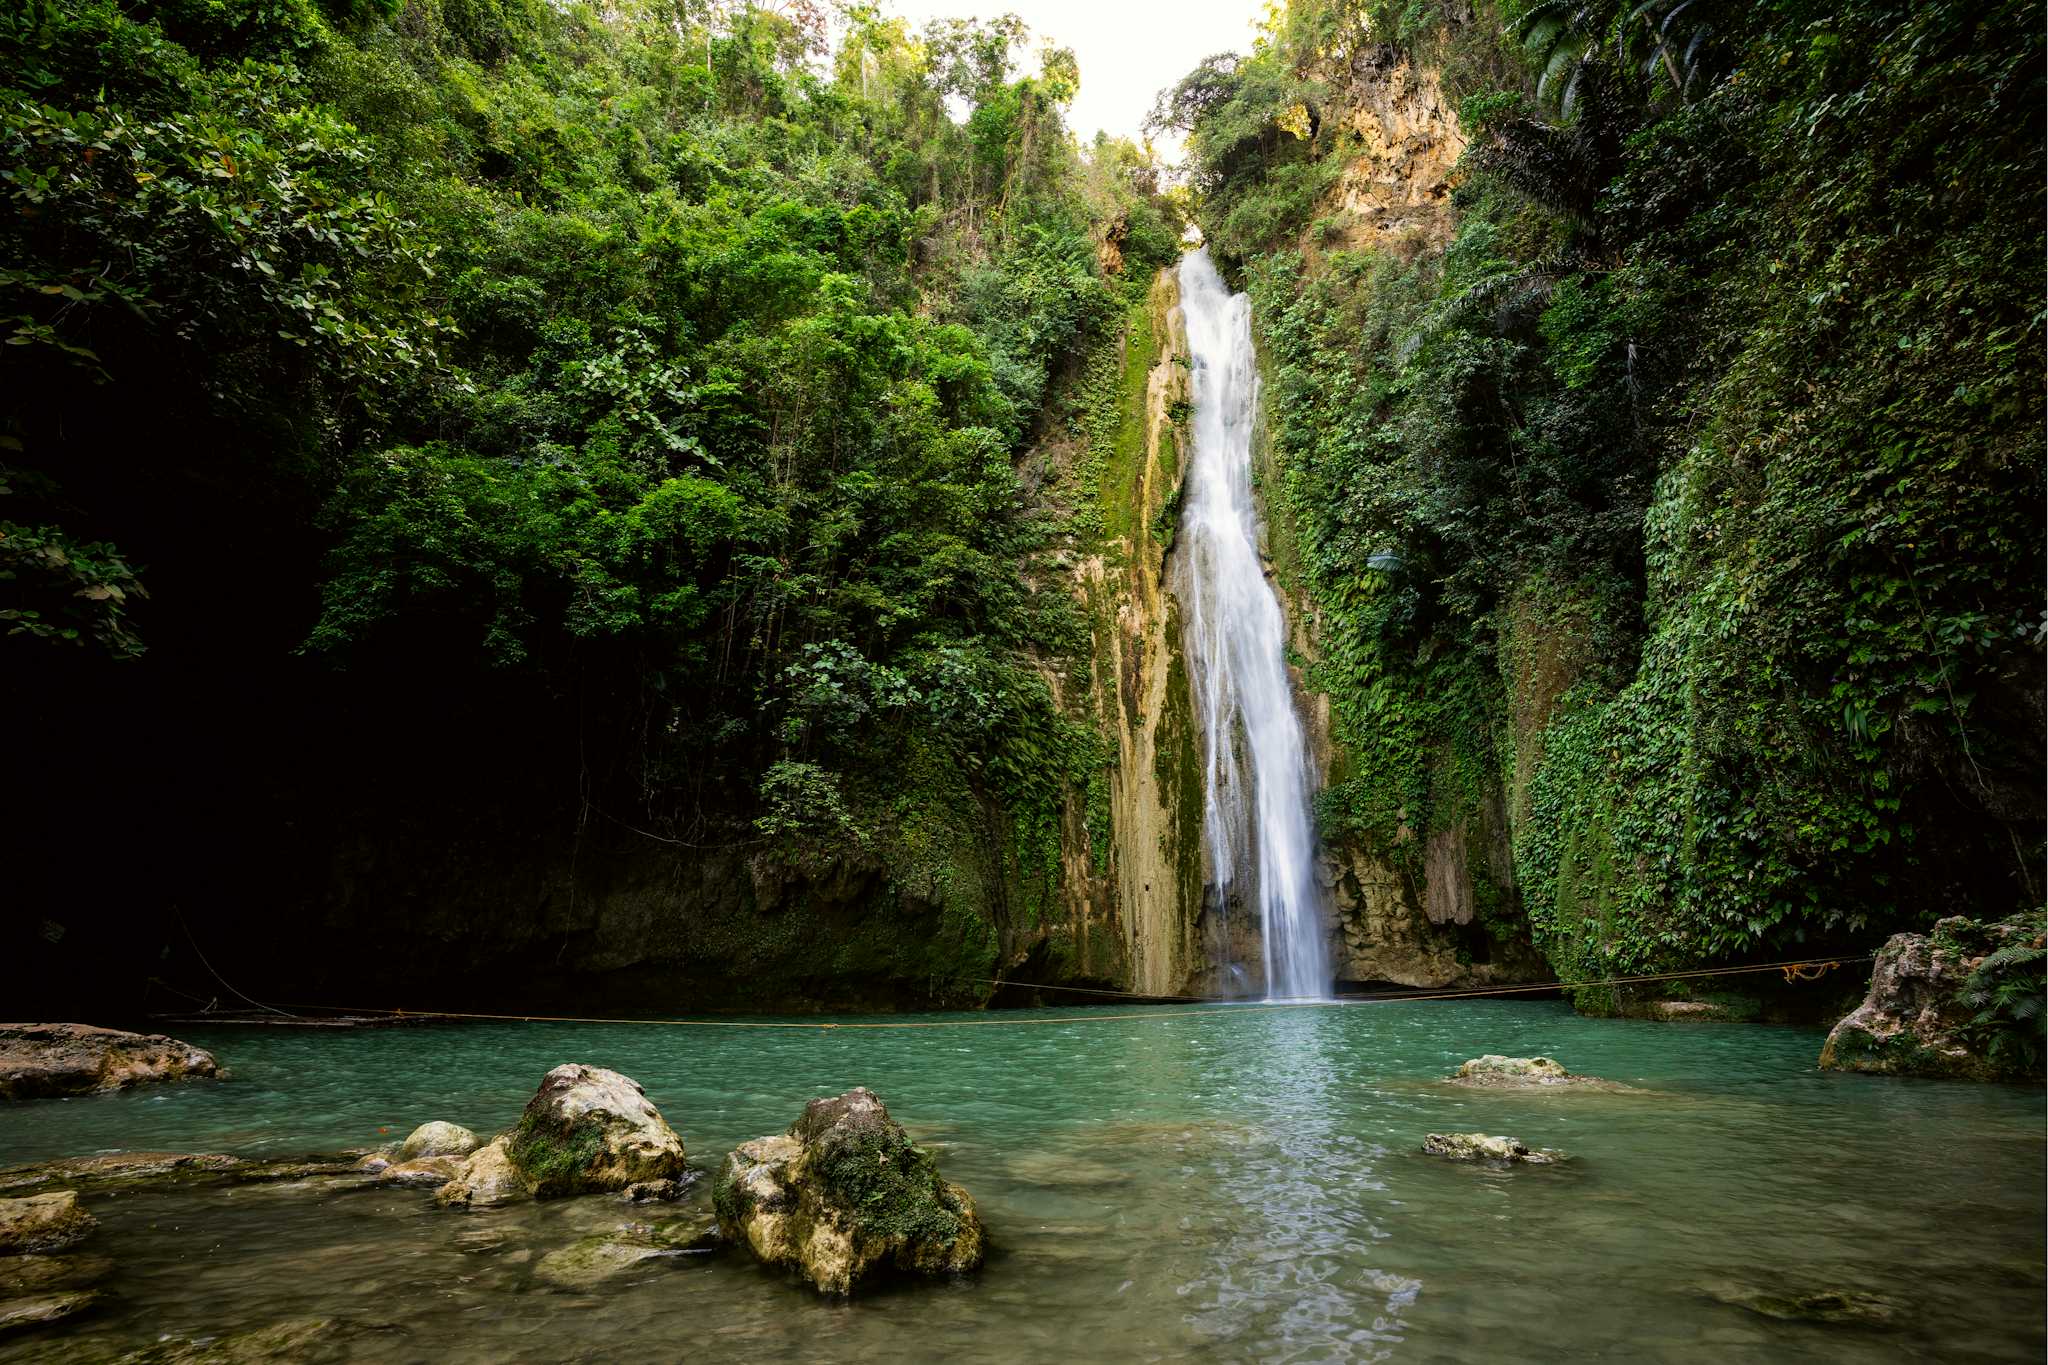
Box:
[1174, 248, 1332, 1001]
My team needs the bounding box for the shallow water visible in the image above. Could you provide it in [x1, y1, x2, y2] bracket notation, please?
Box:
[0, 1002, 2040, 1363]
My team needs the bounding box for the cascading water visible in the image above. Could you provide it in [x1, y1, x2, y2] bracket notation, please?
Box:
[1174, 248, 1331, 1001]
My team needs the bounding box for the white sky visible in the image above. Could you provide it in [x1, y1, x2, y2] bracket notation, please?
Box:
[878, 0, 1265, 150]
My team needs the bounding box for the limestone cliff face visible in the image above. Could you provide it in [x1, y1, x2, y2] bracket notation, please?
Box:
[1259, 51, 1545, 990]
[1317, 48, 1467, 258]
[1072, 270, 1209, 997]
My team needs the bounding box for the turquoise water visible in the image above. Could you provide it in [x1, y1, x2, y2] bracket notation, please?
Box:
[0, 1001, 2040, 1362]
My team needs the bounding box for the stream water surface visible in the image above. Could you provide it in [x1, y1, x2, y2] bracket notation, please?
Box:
[0, 1003, 2040, 1363]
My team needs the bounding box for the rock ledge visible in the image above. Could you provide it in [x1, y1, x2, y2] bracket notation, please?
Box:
[0, 1024, 219, 1101]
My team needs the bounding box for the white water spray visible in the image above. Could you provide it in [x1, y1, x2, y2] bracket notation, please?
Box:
[1174, 249, 1331, 1001]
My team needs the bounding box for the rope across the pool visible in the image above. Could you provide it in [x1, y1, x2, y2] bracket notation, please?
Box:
[173, 955, 1870, 1032]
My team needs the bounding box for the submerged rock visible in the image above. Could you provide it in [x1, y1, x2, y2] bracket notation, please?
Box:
[0, 1193, 96, 1254]
[504, 1064, 687, 1198]
[1705, 1281, 1901, 1327]
[0, 1024, 220, 1101]
[533, 1217, 719, 1289]
[714, 1086, 985, 1295]
[1820, 913, 2045, 1082]
[379, 1156, 467, 1189]
[0, 1152, 238, 1193]
[0, 1253, 112, 1296]
[1447, 1055, 1620, 1090]
[1422, 1132, 1562, 1165]
[397, 1121, 480, 1162]
[111, 1316, 385, 1362]
[0, 1289, 99, 1335]
[434, 1138, 527, 1210]
[226, 1158, 363, 1184]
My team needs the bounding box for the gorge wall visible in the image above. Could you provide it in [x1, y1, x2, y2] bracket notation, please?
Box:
[1174, 0, 2044, 1015]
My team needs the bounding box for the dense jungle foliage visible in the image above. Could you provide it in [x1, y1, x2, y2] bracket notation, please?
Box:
[2, 0, 1187, 1003]
[1159, 0, 2045, 999]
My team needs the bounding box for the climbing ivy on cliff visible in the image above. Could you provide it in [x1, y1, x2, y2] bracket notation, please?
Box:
[1168, 0, 2045, 992]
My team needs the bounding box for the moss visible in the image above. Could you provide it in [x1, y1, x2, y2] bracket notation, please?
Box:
[812, 1127, 964, 1247]
[710, 1164, 746, 1228]
[1074, 288, 1162, 554]
[506, 1111, 607, 1197]
[1156, 604, 1207, 937]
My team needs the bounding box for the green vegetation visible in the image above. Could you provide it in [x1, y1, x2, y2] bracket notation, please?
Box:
[506, 1110, 607, 1197]
[3, 0, 1182, 1003]
[6, 0, 2038, 1017]
[1954, 910, 2047, 1075]
[1162, 0, 2044, 995]
[810, 1122, 965, 1246]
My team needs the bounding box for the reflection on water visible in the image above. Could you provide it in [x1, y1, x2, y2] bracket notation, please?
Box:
[0, 1001, 2039, 1363]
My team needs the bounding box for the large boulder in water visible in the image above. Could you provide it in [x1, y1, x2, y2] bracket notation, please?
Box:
[1820, 913, 2045, 1081]
[714, 1087, 984, 1295]
[435, 1064, 686, 1208]
[506, 1065, 686, 1196]
[0, 1024, 219, 1101]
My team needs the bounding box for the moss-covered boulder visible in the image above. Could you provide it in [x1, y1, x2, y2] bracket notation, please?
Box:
[714, 1087, 984, 1295]
[436, 1065, 687, 1208]
[1820, 913, 2045, 1082]
[505, 1065, 686, 1197]
[1422, 1132, 1562, 1165]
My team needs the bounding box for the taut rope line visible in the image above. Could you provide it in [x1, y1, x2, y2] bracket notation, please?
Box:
[220, 956, 1870, 1033]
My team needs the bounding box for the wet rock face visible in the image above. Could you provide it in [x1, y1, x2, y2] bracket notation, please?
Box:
[0, 1192, 96, 1255]
[505, 1064, 687, 1198]
[1820, 915, 2045, 1082]
[714, 1087, 985, 1295]
[1422, 1133, 1562, 1166]
[0, 1024, 219, 1101]
[434, 1138, 527, 1210]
